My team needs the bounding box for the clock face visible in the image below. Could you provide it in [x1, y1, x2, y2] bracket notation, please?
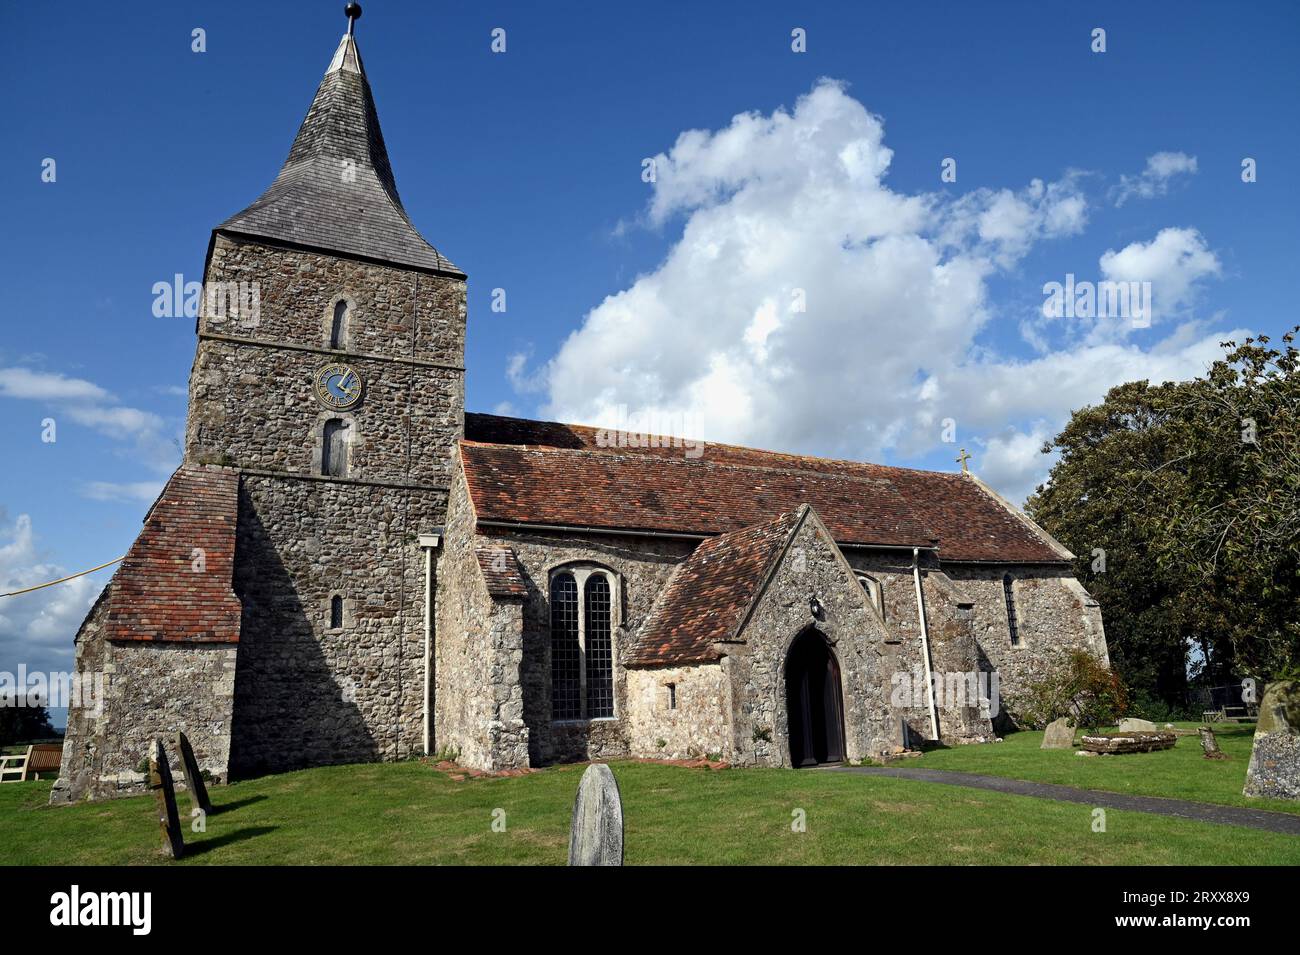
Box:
[313, 363, 363, 411]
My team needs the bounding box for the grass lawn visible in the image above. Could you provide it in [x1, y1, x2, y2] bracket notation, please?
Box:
[914, 721, 1300, 815]
[2, 758, 1298, 865]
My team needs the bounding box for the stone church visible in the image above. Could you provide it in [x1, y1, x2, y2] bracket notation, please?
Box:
[53, 14, 1108, 802]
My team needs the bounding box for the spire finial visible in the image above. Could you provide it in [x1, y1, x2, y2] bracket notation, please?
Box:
[956, 448, 972, 475]
[345, 3, 362, 35]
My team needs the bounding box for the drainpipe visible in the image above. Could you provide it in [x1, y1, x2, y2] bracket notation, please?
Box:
[912, 547, 940, 741]
[418, 532, 442, 755]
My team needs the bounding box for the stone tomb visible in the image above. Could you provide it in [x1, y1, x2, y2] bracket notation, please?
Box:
[1080, 731, 1176, 754]
[174, 731, 212, 813]
[149, 738, 184, 859]
[568, 763, 624, 866]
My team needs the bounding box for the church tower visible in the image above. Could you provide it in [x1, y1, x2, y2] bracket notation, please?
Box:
[187, 7, 465, 773]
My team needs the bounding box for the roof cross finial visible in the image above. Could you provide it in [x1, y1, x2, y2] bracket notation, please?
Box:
[956, 448, 972, 475]
[345, 2, 362, 35]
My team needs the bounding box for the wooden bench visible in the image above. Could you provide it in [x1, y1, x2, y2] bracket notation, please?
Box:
[0, 743, 62, 782]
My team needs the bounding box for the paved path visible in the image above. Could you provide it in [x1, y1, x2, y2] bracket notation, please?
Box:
[824, 765, 1300, 836]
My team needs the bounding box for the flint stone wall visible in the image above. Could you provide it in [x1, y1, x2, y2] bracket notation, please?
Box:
[723, 515, 896, 766]
[625, 664, 731, 761]
[228, 474, 444, 776]
[433, 465, 529, 770]
[52, 588, 237, 803]
[187, 235, 466, 489]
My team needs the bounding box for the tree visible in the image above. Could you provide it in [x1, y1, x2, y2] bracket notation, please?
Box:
[1027, 329, 1300, 707]
[0, 702, 56, 748]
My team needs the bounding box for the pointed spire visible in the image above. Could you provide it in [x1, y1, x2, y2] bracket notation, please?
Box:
[217, 5, 461, 276]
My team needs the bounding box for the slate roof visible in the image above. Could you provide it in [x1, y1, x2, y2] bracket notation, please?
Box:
[217, 32, 462, 276]
[461, 412, 1069, 564]
[474, 543, 529, 599]
[626, 508, 806, 666]
[104, 465, 242, 643]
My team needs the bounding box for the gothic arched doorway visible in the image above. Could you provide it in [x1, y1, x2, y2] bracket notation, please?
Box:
[785, 628, 846, 767]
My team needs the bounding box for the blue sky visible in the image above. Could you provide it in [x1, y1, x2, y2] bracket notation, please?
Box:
[2, 1, 1298, 722]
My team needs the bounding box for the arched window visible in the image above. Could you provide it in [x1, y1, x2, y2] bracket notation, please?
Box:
[550, 573, 581, 720]
[585, 575, 614, 718]
[329, 300, 349, 350]
[549, 567, 618, 720]
[857, 574, 883, 618]
[322, 418, 350, 477]
[1003, 574, 1020, 646]
[330, 595, 344, 630]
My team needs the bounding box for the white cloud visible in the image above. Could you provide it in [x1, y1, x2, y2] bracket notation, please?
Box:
[1099, 227, 1221, 319]
[0, 513, 105, 683]
[978, 424, 1056, 506]
[1112, 151, 1198, 206]
[0, 365, 179, 473]
[0, 367, 108, 403]
[519, 81, 1232, 503]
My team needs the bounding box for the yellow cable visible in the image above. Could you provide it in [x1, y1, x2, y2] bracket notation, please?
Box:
[1, 556, 126, 598]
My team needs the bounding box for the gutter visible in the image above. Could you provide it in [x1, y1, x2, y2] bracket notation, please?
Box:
[912, 547, 940, 741]
[418, 532, 443, 755]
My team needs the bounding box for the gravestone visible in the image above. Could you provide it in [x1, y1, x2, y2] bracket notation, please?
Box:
[174, 731, 212, 813]
[148, 738, 185, 859]
[1117, 717, 1157, 732]
[1198, 726, 1226, 760]
[1041, 717, 1075, 749]
[568, 763, 624, 866]
[1244, 681, 1300, 800]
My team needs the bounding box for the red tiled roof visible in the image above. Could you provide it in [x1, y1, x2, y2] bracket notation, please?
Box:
[474, 543, 529, 599]
[626, 508, 805, 666]
[460, 413, 1067, 563]
[104, 465, 242, 643]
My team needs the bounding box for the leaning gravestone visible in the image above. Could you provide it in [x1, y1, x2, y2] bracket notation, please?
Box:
[1198, 725, 1227, 760]
[1117, 717, 1157, 732]
[174, 731, 212, 813]
[1244, 681, 1300, 800]
[1041, 717, 1075, 749]
[568, 763, 624, 866]
[149, 738, 185, 859]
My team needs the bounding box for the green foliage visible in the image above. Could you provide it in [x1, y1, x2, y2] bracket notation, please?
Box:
[1016, 649, 1128, 731]
[0, 704, 56, 749]
[1126, 690, 1196, 725]
[1028, 328, 1300, 704]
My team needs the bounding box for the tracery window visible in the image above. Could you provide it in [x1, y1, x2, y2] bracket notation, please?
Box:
[549, 566, 618, 720]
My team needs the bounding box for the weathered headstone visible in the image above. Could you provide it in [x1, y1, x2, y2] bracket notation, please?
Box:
[568, 763, 623, 866]
[149, 738, 185, 859]
[1041, 717, 1075, 749]
[1244, 681, 1300, 800]
[1117, 717, 1157, 732]
[174, 731, 212, 813]
[1198, 725, 1227, 760]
